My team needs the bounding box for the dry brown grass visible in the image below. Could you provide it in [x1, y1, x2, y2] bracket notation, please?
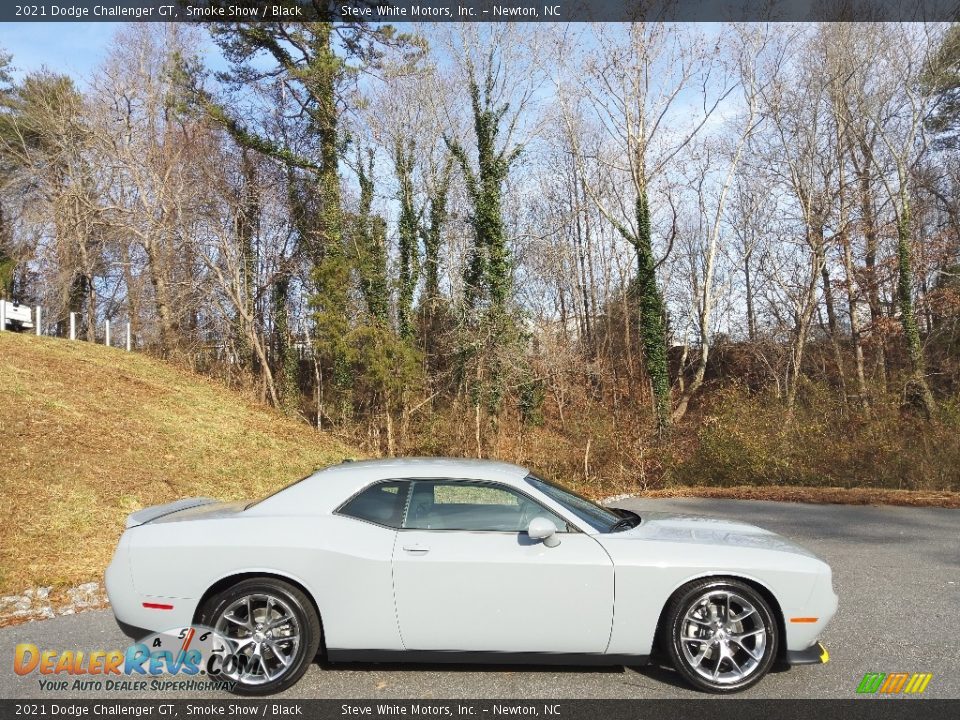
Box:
[0, 333, 354, 595]
[633, 485, 960, 508]
[3, 332, 957, 603]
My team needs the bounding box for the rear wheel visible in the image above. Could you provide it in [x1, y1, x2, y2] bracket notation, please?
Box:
[200, 578, 320, 696]
[665, 578, 778, 693]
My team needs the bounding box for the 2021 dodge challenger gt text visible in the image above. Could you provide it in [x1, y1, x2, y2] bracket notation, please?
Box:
[106, 458, 837, 695]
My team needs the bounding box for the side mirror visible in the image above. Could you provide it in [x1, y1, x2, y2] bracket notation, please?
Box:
[527, 517, 561, 548]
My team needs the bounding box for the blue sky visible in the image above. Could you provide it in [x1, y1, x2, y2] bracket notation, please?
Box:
[0, 22, 230, 84]
[0, 23, 122, 82]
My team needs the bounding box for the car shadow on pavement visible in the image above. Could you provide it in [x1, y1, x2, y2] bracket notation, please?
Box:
[623, 662, 696, 691]
[625, 658, 790, 692]
[315, 659, 626, 675]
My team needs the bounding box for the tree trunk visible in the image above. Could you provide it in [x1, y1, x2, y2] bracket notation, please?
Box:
[118, 240, 141, 346]
[786, 229, 826, 414]
[821, 262, 848, 402]
[142, 235, 176, 355]
[853, 144, 889, 389]
[839, 229, 871, 414]
[395, 141, 418, 341]
[271, 273, 297, 410]
[237, 149, 259, 368]
[895, 196, 936, 418]
[744, 248, 757, 342]
[571, 161, 593, 347]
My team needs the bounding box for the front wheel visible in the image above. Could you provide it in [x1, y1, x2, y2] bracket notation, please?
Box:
[664, 578, 778, 693]
[200, 578, 321, 696]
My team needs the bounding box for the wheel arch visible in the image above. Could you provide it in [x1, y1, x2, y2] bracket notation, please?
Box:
[192, 570, 325, 654]
[652, 572, 787, 661]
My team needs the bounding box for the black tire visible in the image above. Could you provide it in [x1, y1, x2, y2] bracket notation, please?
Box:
[200, 577, 321, 696]
[664, 578, 778, 694]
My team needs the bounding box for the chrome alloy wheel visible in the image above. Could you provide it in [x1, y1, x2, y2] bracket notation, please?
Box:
[679, 589, 768, 685]
[214, 592, 302, 686]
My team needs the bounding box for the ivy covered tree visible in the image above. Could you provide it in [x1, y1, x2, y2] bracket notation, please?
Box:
[422, 159, 452, 310]
[0, 50, 13, 300]
[445, 59, 541, 446]
[417, 157, 453, 366]
[394, 139, 420, 342]
[195, 20, 418, 417]
[633, 187, 672, 433]
[352, 150, 389, 324]
[446, 73, 520, 313]
[0, 204, 13, 300]
[345, 151, 423, 454]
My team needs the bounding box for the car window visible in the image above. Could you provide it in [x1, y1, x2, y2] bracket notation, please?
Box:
[339, 481, 409, 528]
[524, 474, 622, 532]
[403, 480, 568, 533]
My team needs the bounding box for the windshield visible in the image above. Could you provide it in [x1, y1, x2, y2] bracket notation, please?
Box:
[525, 474, 623, 532]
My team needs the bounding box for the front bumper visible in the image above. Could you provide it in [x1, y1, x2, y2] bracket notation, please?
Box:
[785, 641, 830, 666]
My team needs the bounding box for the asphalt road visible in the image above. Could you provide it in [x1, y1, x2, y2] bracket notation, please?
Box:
[2, 498, 958, 700]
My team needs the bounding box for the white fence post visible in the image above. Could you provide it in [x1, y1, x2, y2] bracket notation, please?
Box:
[0, 300, 6, 332]
[69, 312, 76, 340]
[35, 306, 42, 335]
[105, 320, 111, 347]
[126, 322, 131, 352]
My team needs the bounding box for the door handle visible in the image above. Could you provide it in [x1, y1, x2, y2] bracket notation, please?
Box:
[402, 544, 430, 555]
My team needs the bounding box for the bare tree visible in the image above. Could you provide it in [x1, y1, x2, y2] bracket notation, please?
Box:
[560, 23, 735, 433]
[845, 24, 942, 417]
[672, 26, 768, 422]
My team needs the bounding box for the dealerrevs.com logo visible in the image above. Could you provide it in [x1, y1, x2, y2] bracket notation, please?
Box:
[13, 626, 240, 692]
[856, 672, 934, 695]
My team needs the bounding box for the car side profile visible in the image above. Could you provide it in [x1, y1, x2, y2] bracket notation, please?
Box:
[106, 458, 837, 695]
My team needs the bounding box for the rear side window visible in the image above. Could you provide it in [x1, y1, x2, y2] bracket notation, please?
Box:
[339, 481, 409, 528]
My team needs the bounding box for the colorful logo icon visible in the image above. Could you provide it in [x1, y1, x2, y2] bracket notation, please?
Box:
[856, 672, 933, 695]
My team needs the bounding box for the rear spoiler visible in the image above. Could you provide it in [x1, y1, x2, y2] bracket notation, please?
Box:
[125, 497, 218, 528]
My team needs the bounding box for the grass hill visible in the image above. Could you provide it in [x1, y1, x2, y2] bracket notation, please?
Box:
[3, 332, 958, 604]
[0, 332, 355, 596]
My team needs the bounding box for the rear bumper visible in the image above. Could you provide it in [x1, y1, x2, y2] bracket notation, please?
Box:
[785, 641, 830, 666]
[105, 531, 197, 634]
[115, 617, 150, 641]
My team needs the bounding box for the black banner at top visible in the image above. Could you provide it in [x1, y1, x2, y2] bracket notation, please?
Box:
[2, 0, 959, 23]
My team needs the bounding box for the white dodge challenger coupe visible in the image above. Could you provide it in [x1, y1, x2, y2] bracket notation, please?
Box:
[106, 458, 836, 695]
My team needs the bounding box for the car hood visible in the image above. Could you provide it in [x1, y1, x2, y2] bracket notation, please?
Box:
[606, 511, 819, 559]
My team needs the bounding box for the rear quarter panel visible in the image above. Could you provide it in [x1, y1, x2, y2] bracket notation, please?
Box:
[125, 513, 402, 650]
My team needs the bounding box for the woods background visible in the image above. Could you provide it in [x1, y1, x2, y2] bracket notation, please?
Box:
[1, 21, 959, 495]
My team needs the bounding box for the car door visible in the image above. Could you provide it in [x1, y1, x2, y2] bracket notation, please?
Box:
[391, 479, 614, 654]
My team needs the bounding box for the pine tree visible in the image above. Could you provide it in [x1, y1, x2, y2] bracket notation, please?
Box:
[923, 24, 960, 149]
[199, 21, 413, 417]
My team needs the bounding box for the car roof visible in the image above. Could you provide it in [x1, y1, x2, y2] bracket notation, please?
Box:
[322, 457, 529, 482]
[248, 457, 532, 515]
